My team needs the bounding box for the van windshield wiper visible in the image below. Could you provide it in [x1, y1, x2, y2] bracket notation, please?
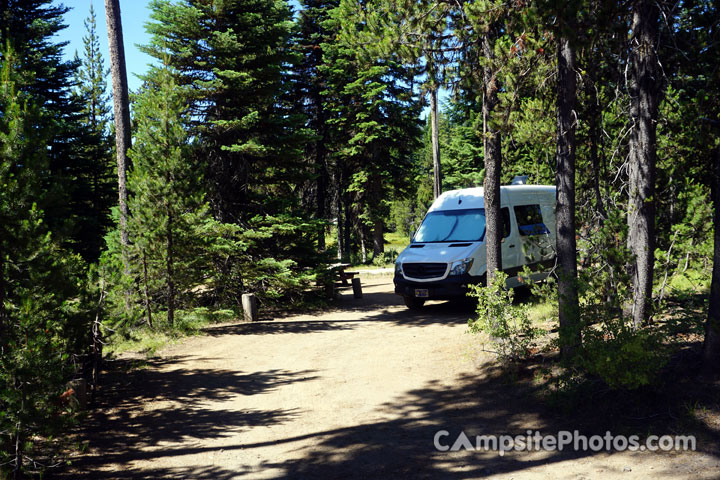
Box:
[440, 218, 459, 242]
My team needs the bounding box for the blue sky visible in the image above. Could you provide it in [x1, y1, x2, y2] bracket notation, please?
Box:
[54, 1, 155, 93]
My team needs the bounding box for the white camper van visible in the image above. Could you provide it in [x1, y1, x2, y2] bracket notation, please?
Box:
[394, 184, 556, 309]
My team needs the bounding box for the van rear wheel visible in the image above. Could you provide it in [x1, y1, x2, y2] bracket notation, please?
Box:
[403, 296, 425, 310]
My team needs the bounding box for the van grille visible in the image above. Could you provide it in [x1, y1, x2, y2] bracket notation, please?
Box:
[403, 263, 448, 279]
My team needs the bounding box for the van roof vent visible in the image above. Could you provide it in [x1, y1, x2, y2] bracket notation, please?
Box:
[511, 175, 529, 185]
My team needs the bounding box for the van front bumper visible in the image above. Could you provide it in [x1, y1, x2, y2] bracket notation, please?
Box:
[393, 273, 485, 300]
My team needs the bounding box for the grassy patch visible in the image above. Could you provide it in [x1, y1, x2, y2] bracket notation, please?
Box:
[526, 297, 557, 325]
[106, 307, 236, 357]
[385, 230, 411, 252]
[666, 267, 711, 293]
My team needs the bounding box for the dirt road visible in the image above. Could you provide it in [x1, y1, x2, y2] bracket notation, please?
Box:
[64, 276, 719, 479]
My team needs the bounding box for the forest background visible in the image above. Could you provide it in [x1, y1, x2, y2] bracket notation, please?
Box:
[0, 0, 719, 475]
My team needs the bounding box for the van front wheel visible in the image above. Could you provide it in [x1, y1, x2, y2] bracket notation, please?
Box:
[403, 296, 425, 310]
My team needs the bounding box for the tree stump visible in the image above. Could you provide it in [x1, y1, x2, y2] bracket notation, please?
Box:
[242, 293, 258, 322]
[352, 277, 363, 299]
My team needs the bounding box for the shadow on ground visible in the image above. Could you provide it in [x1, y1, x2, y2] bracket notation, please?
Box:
[251, 355, 720, 479]
[52, 359, 313, 478]
[52, 283, 720, 479]
[56, 358, 720, 479]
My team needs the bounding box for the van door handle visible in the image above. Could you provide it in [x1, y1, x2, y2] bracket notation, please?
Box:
[508, 244, 516, 248]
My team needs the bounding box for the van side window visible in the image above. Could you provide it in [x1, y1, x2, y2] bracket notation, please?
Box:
[501, 207, 511, 238]
[514, 204, 549, 236]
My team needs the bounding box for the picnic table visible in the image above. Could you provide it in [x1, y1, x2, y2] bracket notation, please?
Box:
[328, 263, 359, 286]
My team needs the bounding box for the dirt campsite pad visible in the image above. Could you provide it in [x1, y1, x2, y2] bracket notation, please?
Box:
[63, 275, 720, 479]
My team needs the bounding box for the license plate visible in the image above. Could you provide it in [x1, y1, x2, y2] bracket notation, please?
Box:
[415, 288, 429, 298]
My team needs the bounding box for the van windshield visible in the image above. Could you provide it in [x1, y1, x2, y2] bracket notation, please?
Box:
[413, 208, 485, 243]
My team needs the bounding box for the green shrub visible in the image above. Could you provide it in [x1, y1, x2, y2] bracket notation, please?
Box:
[579, 317, 668, 390]
[467, 272, 545, 362]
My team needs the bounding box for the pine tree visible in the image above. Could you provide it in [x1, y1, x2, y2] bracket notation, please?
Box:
[554, 3, 581, 358]
[335, 0, 458, 200]
[440, 103, 485, 190]
[104, 0, 133, 316]
[0, 0, 88, 245]
[0, 47, 85, 479]
[323, 4, 422, 260]
[127, 66, 204, 326]
[293, 0, 339, 250]
[626, 0, 661, 327]
[459, 0, 546, 283]
[0, 1, 76, 109]
[137, 0, 327, 304]
[661, 0, 720, 368]
[144, 0, 309, 224]
[459, 0, 508, 283]
[70, 3, 116, 261]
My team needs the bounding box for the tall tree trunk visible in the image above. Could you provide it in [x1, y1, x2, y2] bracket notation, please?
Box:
[704, 147, 720, 368]
[430, 86, 442, 199]
[335, 164, 345, 260]
[105, 0, 132, 310]
[373, 219, 384, 256]
[359, 227, 368, 264]
[556, 34, 581, 358]
[627, 0, 660, 327]
[482, 31, 502, 284]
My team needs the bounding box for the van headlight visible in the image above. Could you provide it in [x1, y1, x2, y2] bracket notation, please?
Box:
[449, 258, 473, 276]
[395, 262, 403, 275]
